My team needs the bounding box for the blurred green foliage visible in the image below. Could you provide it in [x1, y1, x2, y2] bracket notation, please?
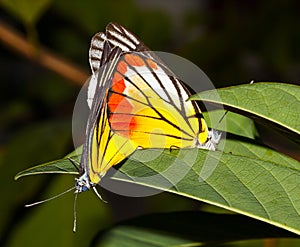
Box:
[1, 0, 300, 246]
[0, 0, 51, 25]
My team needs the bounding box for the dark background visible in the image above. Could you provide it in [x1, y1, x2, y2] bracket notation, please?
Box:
[1, 0, 300, 246]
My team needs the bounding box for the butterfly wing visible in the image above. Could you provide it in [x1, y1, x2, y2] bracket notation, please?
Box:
[80, 42, 137, 185]
[107, 52, 210, 149]
[87, 23, 155, 108]
[89, 22, 147, 73]
[81, 22, 219, 188]
[84, 97, 137, 184]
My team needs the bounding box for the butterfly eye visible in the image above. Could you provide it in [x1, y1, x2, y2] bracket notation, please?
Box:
[75, 181, 87, 192]
[81, 186, 89, 192]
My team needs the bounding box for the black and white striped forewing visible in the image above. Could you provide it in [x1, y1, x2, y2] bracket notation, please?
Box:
[89, 22, 149, 75]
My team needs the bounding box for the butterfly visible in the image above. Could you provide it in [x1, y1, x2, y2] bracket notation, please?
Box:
[75, 22, 221, 196]
[23, 23, 221, 232]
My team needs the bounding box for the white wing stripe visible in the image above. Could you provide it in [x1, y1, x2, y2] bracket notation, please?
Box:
[109, 23, 140, 47]
[89, 32, 107, 73]
[122, 27, 140, 45]
[108, 39, 131, 52]
[109, 31, 137, 50]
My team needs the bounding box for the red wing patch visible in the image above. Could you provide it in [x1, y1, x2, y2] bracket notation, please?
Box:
[109, 53, 147, 137]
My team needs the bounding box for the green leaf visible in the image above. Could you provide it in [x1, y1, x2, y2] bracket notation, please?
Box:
[14, 147, 81, 180]
[14, 156, 78, 179]
[0, 0, 52, 25]
[14, 82, 300, 237]
[93, 211, 296, 246]
[190, 82, 300, 137]
[15, 144, 300, 235]
[203, 110, 257, 139]
[223, 139, 300, 170]
[115, 148, 300, 235]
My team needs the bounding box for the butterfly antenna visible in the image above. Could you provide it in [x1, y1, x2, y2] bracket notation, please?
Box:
[25, 186, 76, 207]
[92, 186, 107, 203]
[68, 157, 80, 173]
[214, 79, 254, 130]
[73, 192, 78, 232]
[215, 110, 228, 129]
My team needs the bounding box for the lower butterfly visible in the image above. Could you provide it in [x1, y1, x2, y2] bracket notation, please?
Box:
[26, 23, 221, 232]
[76, 23, 221, 194]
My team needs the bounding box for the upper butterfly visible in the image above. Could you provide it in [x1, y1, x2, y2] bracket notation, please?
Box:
[75, 23, 221, 196]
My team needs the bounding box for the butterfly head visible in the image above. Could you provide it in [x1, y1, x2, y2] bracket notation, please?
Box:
[73, 171, 106, 232]
[75, 172, 91, 193]
[75, 171, 107, 200]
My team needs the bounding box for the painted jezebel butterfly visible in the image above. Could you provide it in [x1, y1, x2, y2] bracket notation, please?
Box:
[75, 22, 221, 196]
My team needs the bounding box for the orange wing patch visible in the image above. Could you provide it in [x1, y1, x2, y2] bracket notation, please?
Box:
[125, 53, 145, 67]
[146, 59, 158, 70]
